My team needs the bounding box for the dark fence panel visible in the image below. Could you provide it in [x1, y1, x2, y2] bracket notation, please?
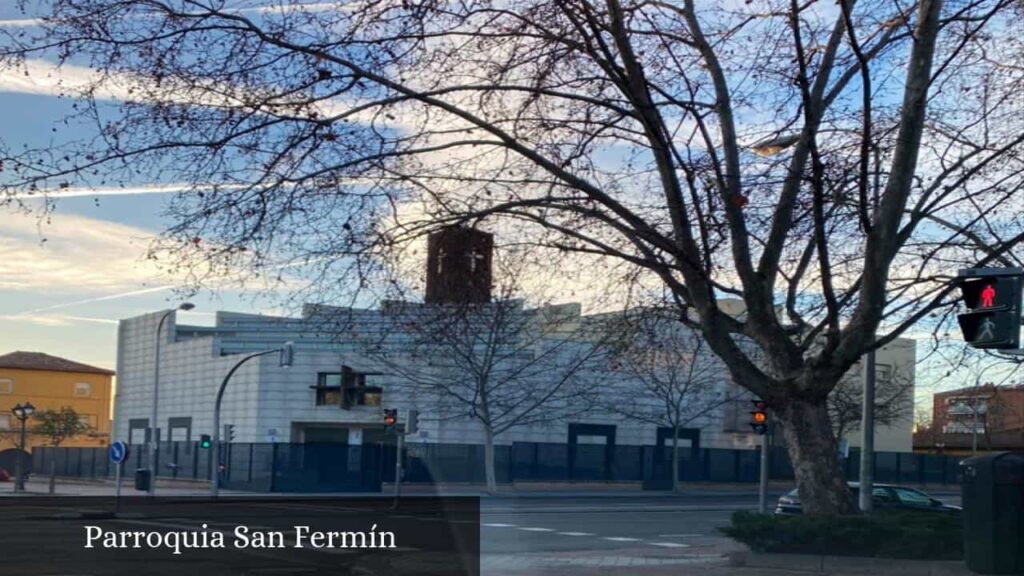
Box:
[32, 441, 971, 490]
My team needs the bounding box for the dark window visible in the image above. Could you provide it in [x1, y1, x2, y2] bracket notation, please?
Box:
[168, 417, 193, 453]
[313, 367, 382, 408]
[128, 418, 149, 446]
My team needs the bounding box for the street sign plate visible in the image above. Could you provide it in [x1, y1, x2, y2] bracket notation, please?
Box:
[109, 441, 129, 464]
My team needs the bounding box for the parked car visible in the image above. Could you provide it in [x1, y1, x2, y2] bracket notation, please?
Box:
[774, 482, 960, 515]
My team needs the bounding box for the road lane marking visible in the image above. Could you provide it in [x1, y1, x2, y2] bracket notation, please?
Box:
[557, 532, 595, 536]
[649, 542, 692, 548]
[482, 523, 516, 527]
[603, 536, 640, 542]
[657, 533, 703, 537]
[518, 527, 556, 532]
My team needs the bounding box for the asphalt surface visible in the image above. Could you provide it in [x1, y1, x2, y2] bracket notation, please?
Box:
[0, 486, 964, 576]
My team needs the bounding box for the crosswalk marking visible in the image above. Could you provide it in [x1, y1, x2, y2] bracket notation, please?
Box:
[603, 536, 640, 542]
[518, 527, 556, 532]
[482, 523, 516, 527]
[649, 542, 691, 548]
[557, 531, 594, 536]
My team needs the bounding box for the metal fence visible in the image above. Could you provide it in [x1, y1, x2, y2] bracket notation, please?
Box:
[30, 441, 968, 492]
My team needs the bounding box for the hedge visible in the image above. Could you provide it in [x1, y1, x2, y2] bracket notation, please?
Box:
[720, 510, 962, 560]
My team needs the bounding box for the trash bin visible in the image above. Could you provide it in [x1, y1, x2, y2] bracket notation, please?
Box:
[134, 468, 151, 492]
[961, 452, 1024, 574]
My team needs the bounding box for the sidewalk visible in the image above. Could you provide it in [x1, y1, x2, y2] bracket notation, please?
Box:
[478, 551, 972, 576]
[0, 477, 962, 499]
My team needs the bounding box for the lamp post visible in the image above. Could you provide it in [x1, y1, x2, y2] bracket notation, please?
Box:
[11, 402, 35, 493]
[149, 302, 195, 496]
[859, 348, 876, 513]
[971, 363, 1003, 455]
[211, 342, 293, 498]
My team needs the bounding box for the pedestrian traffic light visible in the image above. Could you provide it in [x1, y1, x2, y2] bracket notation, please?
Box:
[384, 408, 398, 432]
[224, 424, 235, 443]
[199, 434, 212, 449]
[750, 400, 768, 435]
[957, 268, 1023, 349]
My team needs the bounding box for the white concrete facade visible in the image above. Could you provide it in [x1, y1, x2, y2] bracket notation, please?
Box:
[113, 305, 916, 453]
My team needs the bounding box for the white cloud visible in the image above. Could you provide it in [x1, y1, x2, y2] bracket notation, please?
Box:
[0, 58, 380, 124]
[0, 209, 166, 296]
[0, 313, 120, 326]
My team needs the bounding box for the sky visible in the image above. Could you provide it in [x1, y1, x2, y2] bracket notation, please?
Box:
[0, 57, 275, 370]
[0, 2, 1017, 401]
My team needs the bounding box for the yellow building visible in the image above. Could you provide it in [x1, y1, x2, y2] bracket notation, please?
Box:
[0, 351, 114, 451]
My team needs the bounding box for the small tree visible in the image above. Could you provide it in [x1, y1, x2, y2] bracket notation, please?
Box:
[33, 407, 93, 448]
[827, 366, 915, 443]
[362, 258, 611, 493]
[603, 309, 731, 491]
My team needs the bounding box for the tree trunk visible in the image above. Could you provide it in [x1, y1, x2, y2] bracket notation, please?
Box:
[776, 397, 857, 515]
[483, 425, 497, 494]
[671, 427, 681, 493]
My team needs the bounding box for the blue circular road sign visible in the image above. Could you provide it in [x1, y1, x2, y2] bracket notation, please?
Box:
[109, 441, 129, 464]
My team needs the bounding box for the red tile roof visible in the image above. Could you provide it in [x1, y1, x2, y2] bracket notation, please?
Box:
[0, 351, 115, 376]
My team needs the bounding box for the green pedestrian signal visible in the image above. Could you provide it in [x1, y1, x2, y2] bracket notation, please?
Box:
[200, 434, 212, 449]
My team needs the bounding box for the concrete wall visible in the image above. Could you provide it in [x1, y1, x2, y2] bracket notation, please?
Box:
[112, 307, 916, 453]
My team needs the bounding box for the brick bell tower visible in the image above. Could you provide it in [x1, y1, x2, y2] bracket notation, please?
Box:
[424, 227, 494, 304]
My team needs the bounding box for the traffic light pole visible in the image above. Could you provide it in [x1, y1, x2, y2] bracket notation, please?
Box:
[392, 428, 404, 510]
[211, 344, 293, 498]
[758, 421, 771, 514]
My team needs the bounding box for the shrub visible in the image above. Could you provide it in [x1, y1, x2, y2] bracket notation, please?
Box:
[720, 510, 962, 560]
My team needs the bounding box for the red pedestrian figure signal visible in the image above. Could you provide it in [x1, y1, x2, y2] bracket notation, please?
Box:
[981, 283, 996, 308]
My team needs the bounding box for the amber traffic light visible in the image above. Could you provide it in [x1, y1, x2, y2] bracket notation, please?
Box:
[750, 400, 769, 435]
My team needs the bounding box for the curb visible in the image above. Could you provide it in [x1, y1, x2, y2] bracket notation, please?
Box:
[728, 552, 971, 575]
[42, 511, 146, 520]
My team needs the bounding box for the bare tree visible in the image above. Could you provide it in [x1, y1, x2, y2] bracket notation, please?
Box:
[602, 309, 730, 491]
[828, 366, 914, 442]
[3, 0, 1024, 513]
[361, 258, 611, 493]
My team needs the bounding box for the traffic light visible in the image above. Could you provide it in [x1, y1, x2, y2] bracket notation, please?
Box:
[279, 341, 295, 368]
[199, 434, 212, 449]
[750, 400, 768, 435]
[384, 408, 398, 432]
[224, 424, 235, 443]
[956, 268, 1023, 349]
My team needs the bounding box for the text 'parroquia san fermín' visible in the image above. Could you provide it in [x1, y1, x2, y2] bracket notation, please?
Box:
[84, 524, 397, 555]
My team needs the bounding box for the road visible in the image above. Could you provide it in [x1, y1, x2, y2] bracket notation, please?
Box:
[477, 491, 962, 575]
[0, 484, 962, 575]
[478, 493, 773, 574]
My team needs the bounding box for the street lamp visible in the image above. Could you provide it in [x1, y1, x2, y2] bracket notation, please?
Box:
[148, 302, 195, 496]
[11, 402, 35, 492]
[971, 362, 1005, 455]
[748, 134, 802, 157]
[211, 341, 294, 498]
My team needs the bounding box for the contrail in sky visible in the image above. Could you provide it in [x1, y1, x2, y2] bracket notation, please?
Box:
[14, 285, 174, 316]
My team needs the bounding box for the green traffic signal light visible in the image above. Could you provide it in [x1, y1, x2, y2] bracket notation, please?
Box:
[200, 434, 212, 449]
